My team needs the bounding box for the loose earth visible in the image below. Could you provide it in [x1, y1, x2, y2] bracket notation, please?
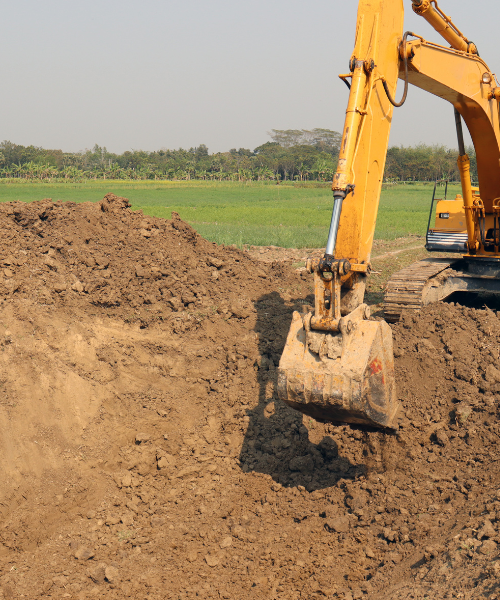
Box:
[0, 194, 497, 599]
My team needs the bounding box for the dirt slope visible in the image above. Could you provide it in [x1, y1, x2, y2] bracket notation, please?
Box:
[0, 195, 498, 599]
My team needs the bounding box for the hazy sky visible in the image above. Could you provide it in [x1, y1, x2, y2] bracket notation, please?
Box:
[1, 0, 495, 154]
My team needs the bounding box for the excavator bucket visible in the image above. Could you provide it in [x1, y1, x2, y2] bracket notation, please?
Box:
[277, 310, 400, 429]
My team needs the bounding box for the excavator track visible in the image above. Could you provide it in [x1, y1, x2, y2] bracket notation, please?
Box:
[383, 258, 458, 323]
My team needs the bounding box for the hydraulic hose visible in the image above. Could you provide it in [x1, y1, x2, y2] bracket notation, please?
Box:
[382, 31, 413, 108]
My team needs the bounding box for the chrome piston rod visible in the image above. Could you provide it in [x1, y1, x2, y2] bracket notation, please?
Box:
[325, 192, 346, 256]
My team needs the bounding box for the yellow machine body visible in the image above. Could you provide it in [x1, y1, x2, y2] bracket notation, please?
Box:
[434, 197, 467, 232]
[278, 0, 500, 429]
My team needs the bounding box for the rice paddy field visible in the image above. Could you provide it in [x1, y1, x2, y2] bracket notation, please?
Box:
[0, 180, 460, 247]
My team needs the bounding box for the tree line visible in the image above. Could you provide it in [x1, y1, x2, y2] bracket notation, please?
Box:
[0, 130, 477, 183]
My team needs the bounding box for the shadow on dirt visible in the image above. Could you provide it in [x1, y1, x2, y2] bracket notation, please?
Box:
[238, 291, 367, 491]
[444, 291, 500, 311]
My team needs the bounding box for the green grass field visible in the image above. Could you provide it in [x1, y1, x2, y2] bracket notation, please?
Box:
[0, 180, 460, 248]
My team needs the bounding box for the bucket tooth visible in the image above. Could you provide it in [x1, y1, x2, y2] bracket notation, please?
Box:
[277, 311, 400, 429]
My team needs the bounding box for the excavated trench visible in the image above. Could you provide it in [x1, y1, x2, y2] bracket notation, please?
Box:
[0, 194, 497, 599]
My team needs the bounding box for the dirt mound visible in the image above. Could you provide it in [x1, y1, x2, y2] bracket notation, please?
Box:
[0, 196, 498, 599]
[0, 193, 288, 315]
[381, 303, 500, 599]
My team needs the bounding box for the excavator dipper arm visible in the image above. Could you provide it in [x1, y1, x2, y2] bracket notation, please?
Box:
[278, 0, 405, 429]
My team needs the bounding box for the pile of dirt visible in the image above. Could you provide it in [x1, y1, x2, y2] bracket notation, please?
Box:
[0, 193, 300, 316]
[0, 195, 499, 599]
[379, 303, 500, 599]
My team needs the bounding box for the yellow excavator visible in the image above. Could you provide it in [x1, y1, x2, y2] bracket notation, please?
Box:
[278, 0, 500, 429]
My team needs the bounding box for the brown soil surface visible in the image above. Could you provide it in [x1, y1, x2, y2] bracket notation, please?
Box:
[0, 196, 498, 599]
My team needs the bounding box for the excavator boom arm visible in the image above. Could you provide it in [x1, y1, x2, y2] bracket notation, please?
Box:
[403, 40, 500, 210]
